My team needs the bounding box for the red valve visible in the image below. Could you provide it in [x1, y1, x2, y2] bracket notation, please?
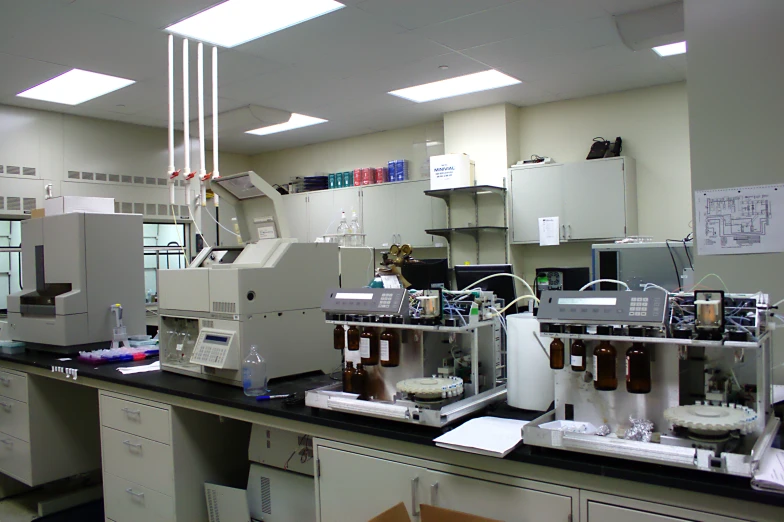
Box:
[169, 170, 180, 180]
[202, 172, 213, 181]
[185, 171, 196, 180]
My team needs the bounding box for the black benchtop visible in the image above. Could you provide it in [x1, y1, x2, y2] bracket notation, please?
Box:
[1, 350, 782, 509]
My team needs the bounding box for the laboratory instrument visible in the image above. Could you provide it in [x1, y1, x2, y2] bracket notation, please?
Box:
[524, 289, 778, 477]
[158, 171, 340, 386]
[506, 312, 554, 411]
[7, 212, 145, 352]
[593, 241, 694, 291]
[306, 286, 507, 427]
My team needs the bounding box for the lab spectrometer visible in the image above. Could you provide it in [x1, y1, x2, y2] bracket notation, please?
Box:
[7, 212, 144, 352]
[158, 171, 340, 386]
[305, 286, 507, 427]
[523, 289, 778, 477]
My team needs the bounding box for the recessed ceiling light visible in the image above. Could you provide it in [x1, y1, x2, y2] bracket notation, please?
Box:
[166, 0, 345, 48]
[388, 70, 521, 103]
[652, 41, 687, 57]
[16, 69, 135, 106]
[246, 113, 327, 136]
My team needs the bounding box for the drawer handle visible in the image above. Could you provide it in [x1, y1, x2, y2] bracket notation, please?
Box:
[123, 440, 143, 451]
[0, 439, 13, 446]
[0, 377, 10, 386]
[0, 401, 11, 411]
[126, 488, 145, 500]
[411, 477, 420, 517]
[121, 407, 141, 416]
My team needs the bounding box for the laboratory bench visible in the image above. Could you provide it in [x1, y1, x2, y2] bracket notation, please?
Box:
[0, 350, 781, 522]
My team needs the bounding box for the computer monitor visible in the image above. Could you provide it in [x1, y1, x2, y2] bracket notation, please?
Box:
[453, 264, 518, 315]
[401, 259, 450, 290]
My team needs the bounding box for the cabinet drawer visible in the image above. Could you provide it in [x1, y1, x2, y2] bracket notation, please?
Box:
[101, 426, 174, 497]
[0, 397, 29, 442]
[103, 472, 175, 522]
[0, 370, 27, 403]
[0, 432, 32, 485]
[100, 394, 171, 444]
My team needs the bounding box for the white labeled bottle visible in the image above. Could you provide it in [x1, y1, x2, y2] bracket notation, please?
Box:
[242, 345, 268, 396]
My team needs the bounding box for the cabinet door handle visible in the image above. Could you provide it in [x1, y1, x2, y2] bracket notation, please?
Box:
[123, 440, 143, 451]
[411, 477, 420, 516]
[430, 481, 439, 506]
[121, 407, 141, 416]
[561, 224, 566, 239]
[126, 488, 145, 499]
[0, 401, 11, 411]
[0, 439, 13, 446]
[567, 224, 572, 239]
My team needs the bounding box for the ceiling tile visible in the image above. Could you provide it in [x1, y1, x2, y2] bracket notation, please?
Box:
[355, 0, 518, 30]
[411, 0, 603, 51]
[595, 0, 676, 16]
[62, 0, 221, 30]
[0, 53, 70, 100]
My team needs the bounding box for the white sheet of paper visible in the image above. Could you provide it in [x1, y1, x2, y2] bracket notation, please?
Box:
[117, 361, 161, 375]
[752, 447, 784, 493]
[381, 275, 401, 288]
[538, 216, 560, 246]
[694, 183, 784, 255]
[434, 417, 529, 458]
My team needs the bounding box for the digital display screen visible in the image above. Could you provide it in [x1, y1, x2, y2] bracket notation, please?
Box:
[335, 293, 374, 300]
[558, 297, 618, 306]
[205, 335, 229, 343]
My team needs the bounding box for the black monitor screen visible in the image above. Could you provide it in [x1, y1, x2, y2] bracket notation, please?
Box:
[453, 264, 518, 315]
[401, 259, 450, 290]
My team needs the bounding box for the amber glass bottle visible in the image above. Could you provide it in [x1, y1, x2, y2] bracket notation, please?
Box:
[347, 324, 360, 351]
[626, 327, 651, 394]
[342, 361, 356, 393]
[352, 363, 368, 399]
[333, 324, 346, 350]
[593, 326, 618, 391]
[549, 338, 565, 369]
[569, 326, 586, 372]
[360, 328, 379, 366]
[380, 329, 400, 367]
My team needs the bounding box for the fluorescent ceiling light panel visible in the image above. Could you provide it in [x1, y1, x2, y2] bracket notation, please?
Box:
[389, 70, 521, 103]
[16, 69, 135, 105]
[246, 113, 327, 136]
[166, 0, 345, 48]
[652, 41, 687, 56]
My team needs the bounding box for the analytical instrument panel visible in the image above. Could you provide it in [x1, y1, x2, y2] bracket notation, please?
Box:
[190, 328, 238, 369]
[537, 290, 668, 326]
[322, 288, 409, 316]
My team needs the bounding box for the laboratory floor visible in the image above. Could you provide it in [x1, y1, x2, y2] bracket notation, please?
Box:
[0, 493, 103, 521]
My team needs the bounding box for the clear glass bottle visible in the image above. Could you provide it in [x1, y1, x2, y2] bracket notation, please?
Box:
[347, 324, 360, 351]
[242, 345, 268, 397]
[333, 324, 346, 350]
[342, 361, 356, 393]
[626, 327, 652, 394]
[380, 329, 400, 367]
[593, 326, 617, 391]
[569, 326, 586, 372]
[360, 327, 379, 366]
[549, 338, 565, 370]
[336, 210, 348, 245]
[352, 363, 368, 400]
[348, 210, 361, 247]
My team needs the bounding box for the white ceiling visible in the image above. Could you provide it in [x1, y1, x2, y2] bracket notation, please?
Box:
[0, 0, 685, 154]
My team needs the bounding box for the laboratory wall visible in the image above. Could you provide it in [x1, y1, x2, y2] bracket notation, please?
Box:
[685, 0, 784, 383]
[0, 103, 251, 214]
[250, 121, 445, 187]
[512, 81, 691, 284]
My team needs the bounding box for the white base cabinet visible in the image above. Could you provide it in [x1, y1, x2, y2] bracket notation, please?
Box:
[581, 492, 750, 522]
[510, 156, 637, 244]
[314, 440, 576, 522]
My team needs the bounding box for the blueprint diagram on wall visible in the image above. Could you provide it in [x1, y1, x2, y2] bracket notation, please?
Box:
[694, 184, 784, 255]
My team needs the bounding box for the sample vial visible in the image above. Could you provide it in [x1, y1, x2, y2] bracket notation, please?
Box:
[380, 329, 400, 367]
[569, 326, 586, 372]
[343, 361, 356, 393]
[333, 324, 346, 350]
[347, 324, 360, 351]
[549, 338, 565, 370]
[360, 328, 379, 366]
[626, 327, 652, 394]
[352, 363, 368, 400]
[593, 326, 617, 391]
